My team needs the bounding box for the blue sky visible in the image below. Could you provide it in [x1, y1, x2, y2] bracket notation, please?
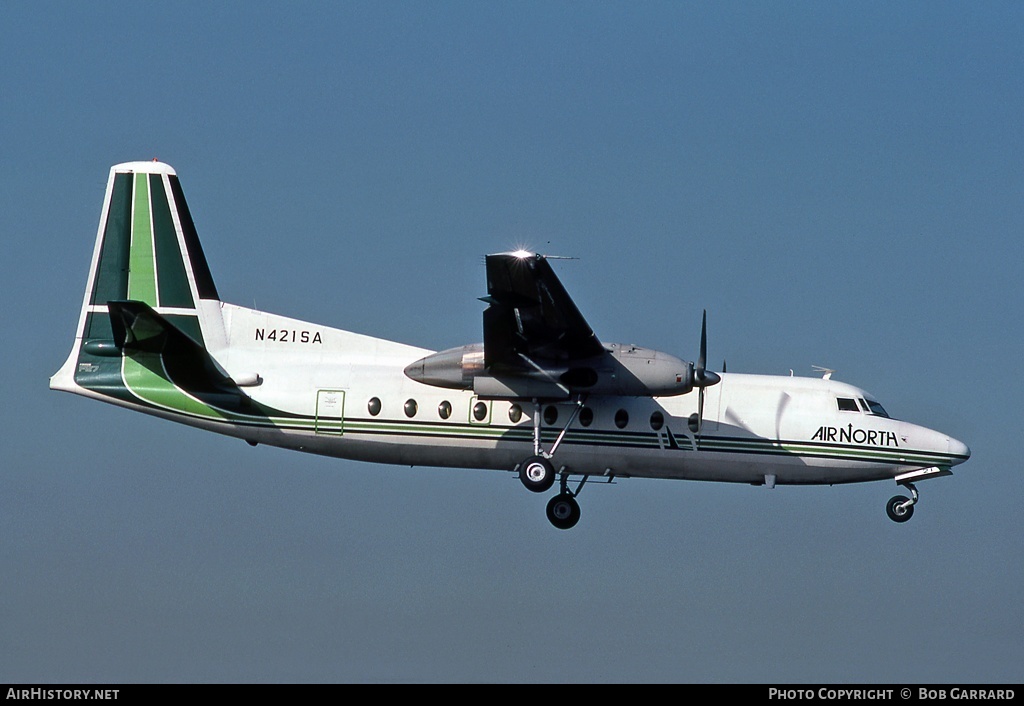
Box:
[2, 2, 1022, 683]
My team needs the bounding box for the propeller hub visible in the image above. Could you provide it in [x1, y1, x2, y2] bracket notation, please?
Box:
[695, 369, 721, 388]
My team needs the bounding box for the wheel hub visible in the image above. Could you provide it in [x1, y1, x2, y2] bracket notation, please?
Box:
[552, 501, 572, 520]
[526, 463, 547, 482]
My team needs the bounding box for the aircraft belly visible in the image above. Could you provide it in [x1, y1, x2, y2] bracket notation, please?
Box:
[546, 442, 898, 484]
[263, 425, 905, 485]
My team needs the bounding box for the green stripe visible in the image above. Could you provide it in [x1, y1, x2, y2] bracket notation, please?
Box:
[116, 351, 292, 428]
[89, 172, 132, 310]
[151, 174, 194, 308]
[168, 175, 219, 300]
[122, 353, 228, 420]
[128, 173, 157, 304]
[118, 352, 292, 428]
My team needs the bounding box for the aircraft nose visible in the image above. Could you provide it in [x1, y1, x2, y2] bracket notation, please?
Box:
[948, 436, 971, 464]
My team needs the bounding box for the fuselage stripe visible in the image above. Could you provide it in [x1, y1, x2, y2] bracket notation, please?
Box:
[101, 386, 958, 469]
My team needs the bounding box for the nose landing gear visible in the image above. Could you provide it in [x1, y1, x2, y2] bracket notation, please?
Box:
[886, 481, 918, 523]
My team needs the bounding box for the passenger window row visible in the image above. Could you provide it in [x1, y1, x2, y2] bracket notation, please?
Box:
[363, 397, 672, 429]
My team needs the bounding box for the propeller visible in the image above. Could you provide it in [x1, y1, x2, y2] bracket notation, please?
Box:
[775, 391, 791, 441]
[724, 406, 755, 434]
[691, 310, 721, 447]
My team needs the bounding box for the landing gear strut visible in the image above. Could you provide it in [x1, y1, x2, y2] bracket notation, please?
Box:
[515, 397, 589, 528]
[516, 397, 584, 494]
[886, 481, 918, 523]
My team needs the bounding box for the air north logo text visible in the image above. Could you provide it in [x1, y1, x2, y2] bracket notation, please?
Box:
[812, 424, 899, 447]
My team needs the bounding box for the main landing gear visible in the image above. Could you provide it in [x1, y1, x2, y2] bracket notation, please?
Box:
[518, 456, 587, 530]
[886, 481, 918, 523]
[517, 397, 589, 530]
[519, 455, 556, 493]
[546, 480, 583, 530]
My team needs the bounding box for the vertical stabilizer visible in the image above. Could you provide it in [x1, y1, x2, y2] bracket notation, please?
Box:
[51, 161, 226, 396]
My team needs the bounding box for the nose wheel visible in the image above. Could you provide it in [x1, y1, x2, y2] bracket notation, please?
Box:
[886, 482, 918, 523]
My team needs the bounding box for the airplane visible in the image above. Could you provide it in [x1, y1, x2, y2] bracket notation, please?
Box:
[50, 161, 971, 530]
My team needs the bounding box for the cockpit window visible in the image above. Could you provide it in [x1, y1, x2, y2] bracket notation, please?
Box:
[836, 397, 859, 412]
[865, 400, 890, 418]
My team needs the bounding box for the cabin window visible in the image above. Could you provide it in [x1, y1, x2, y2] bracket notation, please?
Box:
[508, 404, 523, 423]
[615, 409, 629, 429]
[473, 401, 488, 422]
[368, 397, 382, 416]
[438, 400, 452, 420]
[836, 397, 859, 412]
[579, 406, 594, 427]
[544, 405, 558, 425]
[650, 411, 664, 431]
[404, 399, 418, 417]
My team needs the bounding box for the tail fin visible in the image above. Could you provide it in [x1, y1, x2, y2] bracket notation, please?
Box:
[51, 161, 227, 397]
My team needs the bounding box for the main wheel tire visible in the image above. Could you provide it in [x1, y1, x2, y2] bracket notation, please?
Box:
[519, 456, 555, 493]
[886, 495, 914, 523]
[546, 493, 581, 530]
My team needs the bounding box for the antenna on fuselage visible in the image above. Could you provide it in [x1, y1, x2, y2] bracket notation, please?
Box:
[812, 365, 835, 380]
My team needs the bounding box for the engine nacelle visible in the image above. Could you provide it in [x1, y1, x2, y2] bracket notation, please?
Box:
[604, 343, 694, 397]
[404, 343, 695, 399]
[403, 344, 486, 390]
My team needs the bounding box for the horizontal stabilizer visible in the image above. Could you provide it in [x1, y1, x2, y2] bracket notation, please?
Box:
[108, 300, 236, 392]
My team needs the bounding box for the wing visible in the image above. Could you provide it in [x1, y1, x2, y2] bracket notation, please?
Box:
[482, 252, 604, 370]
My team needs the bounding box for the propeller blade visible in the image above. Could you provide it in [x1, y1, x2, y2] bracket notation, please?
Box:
[694, 310, 720, 388]
[693, 310, 721, 450]
[698, 310, 708, 374]
[775, 392, 792, 441]
[697, 386, 705, 449]
[725, 406, 755, 434]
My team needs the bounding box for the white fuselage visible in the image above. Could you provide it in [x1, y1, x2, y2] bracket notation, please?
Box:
[57, 303, 964, 487]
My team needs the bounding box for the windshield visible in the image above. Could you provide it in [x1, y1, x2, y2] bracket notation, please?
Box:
[865, 399, 890, 418]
